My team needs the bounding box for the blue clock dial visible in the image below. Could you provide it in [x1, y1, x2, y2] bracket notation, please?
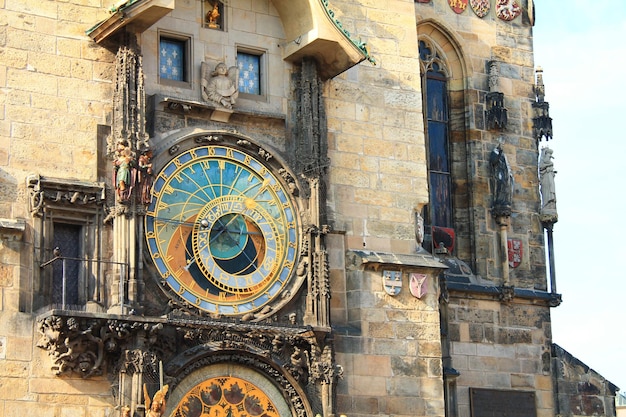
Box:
[145, 145, 298, 315]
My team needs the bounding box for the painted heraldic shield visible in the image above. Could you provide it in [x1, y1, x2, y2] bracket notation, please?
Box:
[508, 238, 523, 268]
[383, 270, 402, 296]
[409, 273, 428, 299]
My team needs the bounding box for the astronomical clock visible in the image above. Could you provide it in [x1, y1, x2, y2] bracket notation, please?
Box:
[145, 139, 302, 320]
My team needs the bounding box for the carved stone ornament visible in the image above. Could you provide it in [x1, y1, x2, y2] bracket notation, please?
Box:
[36, 313, 164, 377]
[201, 62, 239, 109]
[498, 285, 515, 304]
[27, 174, 105, 216]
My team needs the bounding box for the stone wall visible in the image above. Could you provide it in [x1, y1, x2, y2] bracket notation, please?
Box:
[553, 344, 619, 417]
[324, 0, 428, 255]
[1, 0, 115, 414]
[446, 296, 554, 417]
[415, 1, 546, 288]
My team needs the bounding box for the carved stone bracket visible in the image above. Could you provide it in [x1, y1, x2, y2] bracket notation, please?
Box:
[27, 174, 106, 217]
[36, 311, 166, 378]
[498, 285, 515, 304]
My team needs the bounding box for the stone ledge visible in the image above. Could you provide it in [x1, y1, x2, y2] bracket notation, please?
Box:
[0, 219, 25, 240]
[159, 96, 286, 124]
[348, 249, 447, 270]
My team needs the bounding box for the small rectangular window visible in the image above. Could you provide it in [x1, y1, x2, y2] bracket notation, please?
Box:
[52, 223, 82, 306]
[237, 50, 263, 97]
[159, 33, 192, 87]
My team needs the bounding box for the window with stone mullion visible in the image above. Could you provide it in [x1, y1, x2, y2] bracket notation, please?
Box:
[424, 72, 453, 229]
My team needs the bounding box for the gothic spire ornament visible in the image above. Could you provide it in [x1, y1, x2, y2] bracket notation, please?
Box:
[532, 67, 553, 142]
[485, 60, 508, 130]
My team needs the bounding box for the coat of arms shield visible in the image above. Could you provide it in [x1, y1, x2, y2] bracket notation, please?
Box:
[409, 273, 428, 299]
[448, 0, 468, 14]
[496, 0, 521, 21]
[507, 238, 523, 268]
[470, 0, 490, 17]
[383, 270, 402, 296]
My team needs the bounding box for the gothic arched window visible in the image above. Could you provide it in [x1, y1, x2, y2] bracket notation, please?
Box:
[419, 39, 453, 231]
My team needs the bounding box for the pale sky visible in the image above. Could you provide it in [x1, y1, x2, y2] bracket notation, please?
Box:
[533, 1, 626, 393]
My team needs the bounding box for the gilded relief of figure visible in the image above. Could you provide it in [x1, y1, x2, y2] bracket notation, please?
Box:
[201, 62, 239, 109]
[539, 146, 557, 216]
[144, 384, 169, 417]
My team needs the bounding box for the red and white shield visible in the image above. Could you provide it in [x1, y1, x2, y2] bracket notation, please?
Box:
[448, 0, 468, 14]
[383, 270, 402, 296]
[470, 0, 490, 17]
[507, 238, 523, 268]
[432, 226, 455, 254]
[496, 0, 521, 21]
[409, 273, 428, 299]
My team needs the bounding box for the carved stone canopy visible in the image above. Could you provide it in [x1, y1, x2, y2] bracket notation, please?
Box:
[27, 174, 106, 216]
[36, 309, 339, 388]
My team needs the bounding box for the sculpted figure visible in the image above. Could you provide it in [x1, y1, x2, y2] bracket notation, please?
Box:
[489, 143, 513, 214]
[539, 147, 557, 215]
[138, 149, 154, 205]
[114, 141, 135, 202]
[144, 384, 169, 417]
[206, 2, 220, 28]
[202, 62, 239, 109]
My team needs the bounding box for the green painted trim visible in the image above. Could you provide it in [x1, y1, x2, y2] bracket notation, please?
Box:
[319, 0, 376, 64]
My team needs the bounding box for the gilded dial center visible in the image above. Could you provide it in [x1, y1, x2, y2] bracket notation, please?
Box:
[193, 195, 279, 292]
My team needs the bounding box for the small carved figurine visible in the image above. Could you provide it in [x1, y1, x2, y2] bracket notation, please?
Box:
[207, 2, 220, 28]
[114, 141, 135, 202]
[144, 384, 169, 417]
[201, 62, 239, 109]
[138, 148, 154, 205]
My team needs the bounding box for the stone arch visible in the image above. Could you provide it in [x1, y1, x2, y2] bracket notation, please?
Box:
[417, 19, 469, 92]
[165, 352, 314, 417]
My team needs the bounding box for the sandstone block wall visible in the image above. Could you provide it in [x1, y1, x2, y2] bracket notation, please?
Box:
[325, 0, 428, 254]
[1, 0, 116, 414]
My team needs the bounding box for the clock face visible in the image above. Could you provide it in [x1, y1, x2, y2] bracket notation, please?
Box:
[145, 145, 299, 316]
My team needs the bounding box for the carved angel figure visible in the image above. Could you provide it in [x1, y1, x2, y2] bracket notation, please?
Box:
[201, 62, 239, 109]
[144, 384, 169, 417]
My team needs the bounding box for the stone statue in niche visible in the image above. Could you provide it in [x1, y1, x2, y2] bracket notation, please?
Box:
[539, 146, 557, 216]
[201, 62, 239, 109]
[489, 142, 513, 216]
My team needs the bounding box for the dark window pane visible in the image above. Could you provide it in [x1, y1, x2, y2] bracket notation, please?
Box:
[427, 77, 447, 121]
[428, 121, 449, 172]
[429, 173, 452, 227]
[160, 38, 186, 81]
[52, 223, 81, 306]
[419, 40, 431, 61]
